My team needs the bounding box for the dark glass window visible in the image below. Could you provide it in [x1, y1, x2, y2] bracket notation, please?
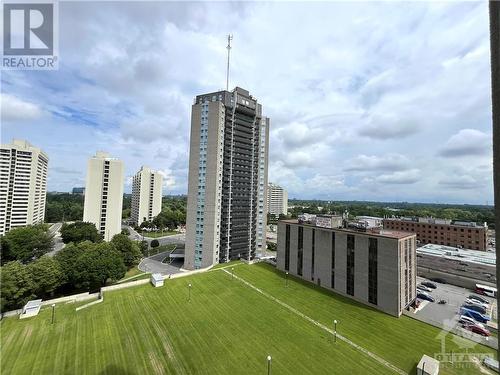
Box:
[368, 238, 378, 305]
[346, 235, 355, 296]
[285, 225, 290, 271]
[311, 229, 315, 280]
[297, 226, 303, 276]
[331, 232, 335, 288]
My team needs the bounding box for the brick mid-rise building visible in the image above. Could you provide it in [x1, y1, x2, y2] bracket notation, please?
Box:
[383, 217, 487, 251]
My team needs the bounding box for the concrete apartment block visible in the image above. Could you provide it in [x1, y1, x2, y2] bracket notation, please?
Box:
[277, 220, 417, 317]
[0, 139, 48, 235]
[184, 87, 269, 270]
[83, 152, 124, 241]
[267, 183, 287, 217]
[131, 166, 163, 226]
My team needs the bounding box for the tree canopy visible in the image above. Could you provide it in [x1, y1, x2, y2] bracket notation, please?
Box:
[1, 225, 54, 264]
[1, 261, 34, 311]
[111, 234, 142, 267]
[61, 222, 102, 244]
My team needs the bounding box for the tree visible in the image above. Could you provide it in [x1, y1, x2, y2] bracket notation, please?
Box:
[150, 239, 159, 248]
[71, 242, 126, 289]
[61, 222, 102, 244]
[1, 225, 54, 264]
[54, 241, 92, 286]
[121, 228, 130, 235]
[27, 256, 63, 297]
[266, 242, 277, 252]
[111, 234, 142, 268]
[1, 261, 34, 311]
[138, 240, 149, 256]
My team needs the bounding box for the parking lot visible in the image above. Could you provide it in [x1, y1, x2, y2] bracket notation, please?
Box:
[406, 276, 498, 349]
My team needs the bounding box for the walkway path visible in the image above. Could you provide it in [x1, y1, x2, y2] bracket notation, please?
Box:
[221, 269, 407, 375]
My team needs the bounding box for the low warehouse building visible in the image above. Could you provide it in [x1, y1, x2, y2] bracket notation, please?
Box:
[277, 220, 417, 317]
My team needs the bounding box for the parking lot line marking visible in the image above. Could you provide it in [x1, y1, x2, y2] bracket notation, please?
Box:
[222, 269, 407, 375]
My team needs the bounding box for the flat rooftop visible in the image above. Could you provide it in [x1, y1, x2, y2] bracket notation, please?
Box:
[280, 219, 415, 240]
[384, 217, 486, 228]
[417, 243, 496, 266]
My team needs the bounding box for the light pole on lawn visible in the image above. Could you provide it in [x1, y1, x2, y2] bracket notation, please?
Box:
[267, 355, 272, 375]
[231, 267, 234, 280]
[188, 283, 192, 302]
[285, 272, 289, 287]
[51, 304, 55, 324]
[334, 320, 337, 343]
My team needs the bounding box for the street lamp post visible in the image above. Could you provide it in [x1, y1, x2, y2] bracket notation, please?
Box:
[334, 320, 337, 343]
[51, 304, 56, 324]
[267, 355, 272, 375]
[188, 283, 192, 302]
[231, 267, 234, 280]
[285, 272, 289, 287]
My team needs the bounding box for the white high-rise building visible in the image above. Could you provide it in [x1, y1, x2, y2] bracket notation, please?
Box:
[256, 117, 270, 251]
[0, 140, 49, 235]
[83, 152, 124, 241]
[131, 166, 163, 226]
[267, 183, 288, 217]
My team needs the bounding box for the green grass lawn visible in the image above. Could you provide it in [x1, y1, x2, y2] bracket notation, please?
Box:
[1, 263, 495, 374]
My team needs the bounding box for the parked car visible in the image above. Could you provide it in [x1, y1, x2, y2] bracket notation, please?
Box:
[417, 292, 435, 302]
[421, 281, 437, 289]
[468, 294, 489, 305]
[463, 323, 491, 337]
[417, 284, 433, 292]
[465, 298, 489, 309]
[463, 304, 487, 315]
[459, 315, 481, 326]
[460, 308, 490, 323]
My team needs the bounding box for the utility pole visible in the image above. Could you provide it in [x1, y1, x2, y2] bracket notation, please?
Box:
[226, 34, 233, 91]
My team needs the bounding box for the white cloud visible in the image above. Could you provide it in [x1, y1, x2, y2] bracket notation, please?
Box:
[0, 1, 493, 203]
[438, 129, 491, 157]
[1, 94, 44, 122]
[344, 154, 410, 172]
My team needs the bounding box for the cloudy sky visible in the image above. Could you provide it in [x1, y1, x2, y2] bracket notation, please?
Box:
[1, 1, 494, 204]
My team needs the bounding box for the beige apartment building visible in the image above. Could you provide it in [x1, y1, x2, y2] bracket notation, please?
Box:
[267, 183, 288, 217]
[83, 152, 124, 241]
[185, 87, 269, 270]
[131, 166, 163, 226]
[0, 140, 48, 235]
[277, 220, 417, 317]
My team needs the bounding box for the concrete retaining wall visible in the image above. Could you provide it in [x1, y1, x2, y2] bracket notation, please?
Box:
[75, 298, 103, 311]
[101, 278, 149, 292]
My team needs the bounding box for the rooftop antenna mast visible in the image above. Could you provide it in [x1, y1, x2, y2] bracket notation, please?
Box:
[226, 34, 233, 91]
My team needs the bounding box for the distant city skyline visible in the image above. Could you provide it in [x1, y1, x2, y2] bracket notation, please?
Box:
[1, 1, 493, 204]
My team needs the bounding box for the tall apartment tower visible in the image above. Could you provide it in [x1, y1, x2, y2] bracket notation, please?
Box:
[131, 166, 163, 226]
[0, 140, 48, 235]
[83, 152, 124, 241]
[267, 183, 288, 217]
[184, 87, 269, 270]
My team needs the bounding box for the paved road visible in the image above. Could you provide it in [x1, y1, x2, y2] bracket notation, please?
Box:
[138, 250, 184, 275]
[417, 253, 496, 284]
[125, 225, 185, 246]
[47, 222, 65, 257]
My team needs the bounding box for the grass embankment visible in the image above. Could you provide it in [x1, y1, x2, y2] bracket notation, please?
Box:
[1, 263, 495, 374]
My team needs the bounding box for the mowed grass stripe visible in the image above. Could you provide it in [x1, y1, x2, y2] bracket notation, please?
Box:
[235, 263, 497, 375]
[2, 268, 392, 374]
